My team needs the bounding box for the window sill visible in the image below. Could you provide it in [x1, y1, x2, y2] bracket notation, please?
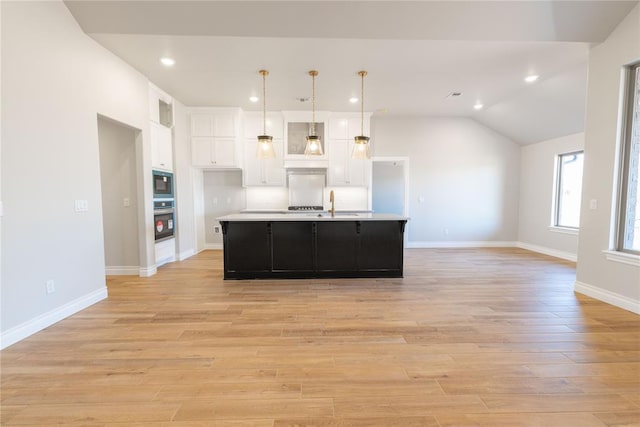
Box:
[603, 250, 640, 267]
[548, 226, 579, 236]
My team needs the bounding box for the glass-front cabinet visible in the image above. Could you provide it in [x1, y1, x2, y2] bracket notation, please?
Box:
[283, 111, 329, 163]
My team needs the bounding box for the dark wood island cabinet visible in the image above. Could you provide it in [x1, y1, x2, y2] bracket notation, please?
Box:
[218, 213, 408, 279]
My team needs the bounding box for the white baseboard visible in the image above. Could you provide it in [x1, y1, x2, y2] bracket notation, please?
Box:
[203, 243, 223, 250]
[574, 280, 640, 314]
[139, 265, 157, 277]
[516, 241, 577, 262]
[0, 287, 108, 350]
[105, 266, 139, 276]
[179, 249, 196, 261]
[406, 241, 516, 249]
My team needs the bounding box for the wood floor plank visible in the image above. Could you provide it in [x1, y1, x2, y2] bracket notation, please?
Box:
[1, 248, 638, 425]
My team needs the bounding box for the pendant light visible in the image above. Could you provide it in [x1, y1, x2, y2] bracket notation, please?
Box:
[256, 69, 275, 159]
[352, 70, 371, 159]
[304, 70, 323, 156]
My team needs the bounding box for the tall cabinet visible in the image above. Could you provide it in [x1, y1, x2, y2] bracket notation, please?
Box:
[242, 112, 285, 186]
[327, 113, 372, 187]
[190, 108, 242, 168]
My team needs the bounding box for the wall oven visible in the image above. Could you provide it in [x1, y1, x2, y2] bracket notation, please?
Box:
[153, 170, 174, 199]
[154, 200, 175, 242]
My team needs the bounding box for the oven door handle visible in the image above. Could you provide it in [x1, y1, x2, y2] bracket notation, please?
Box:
[154, 209, 174, 215]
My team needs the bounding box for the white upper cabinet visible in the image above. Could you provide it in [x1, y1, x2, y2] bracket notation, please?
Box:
[190, 110, 239, 137]
[327, 113, 372, 187]
[328, 115, 371, 140]
[189, 108, 241, 168]
[191, 137, 236, 168]
[151, 119, 173, 171]
[243, 112, 284, 140]
[328, 139, 368, 187]
[243, 140, 285, 187]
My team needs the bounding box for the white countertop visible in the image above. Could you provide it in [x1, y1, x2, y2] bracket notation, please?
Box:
[217, 213, 408, 222]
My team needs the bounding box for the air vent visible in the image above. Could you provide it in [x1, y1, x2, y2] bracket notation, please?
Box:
[446, 92, 463, 98]
[296, 97, 310, 103]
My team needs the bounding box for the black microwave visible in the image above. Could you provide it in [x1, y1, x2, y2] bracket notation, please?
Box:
[153, 170, 174, 199]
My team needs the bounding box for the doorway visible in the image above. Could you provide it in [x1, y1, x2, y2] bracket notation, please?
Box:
[97, 116, 141, 275]
[371, 157, 410, 241]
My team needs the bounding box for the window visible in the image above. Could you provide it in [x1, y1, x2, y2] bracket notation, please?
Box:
[554, 151, 584, 229]
[617, 63, 640, 254]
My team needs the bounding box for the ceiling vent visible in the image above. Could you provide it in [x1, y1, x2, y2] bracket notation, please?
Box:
[446, 92, 463, 98]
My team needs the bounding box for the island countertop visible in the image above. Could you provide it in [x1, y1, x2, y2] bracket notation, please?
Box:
[217, 213, 408, 222]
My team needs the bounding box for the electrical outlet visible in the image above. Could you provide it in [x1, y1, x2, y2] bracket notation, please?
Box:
[46, 280, 55, 294]
[123, 197, 130, 207]
[214, 226, 221, 234]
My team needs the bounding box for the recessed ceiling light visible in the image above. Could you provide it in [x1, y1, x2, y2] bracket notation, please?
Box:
[349, 97, 358, 104]
[160, 57, 175, 67]
[249, 96, 259, 103]
[525, 75, 539, 83]
[474, 103, 484, 110]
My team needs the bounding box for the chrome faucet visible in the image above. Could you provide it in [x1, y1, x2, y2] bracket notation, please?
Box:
[329, 190, 335, 217]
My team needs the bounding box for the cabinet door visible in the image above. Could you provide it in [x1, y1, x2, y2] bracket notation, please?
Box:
[156, 125, 173, 170]
[347, 140, 368, 187]
[272, 222, 314, 271]
[213, 113, 237, 137]
[244, 113, 283, 139]
[151, 122, 173, 171]
[213, 138, 236, 166]
[191, 114, 214, 136]
[328, 139, 349, 185]
[223, 222, 271, 273]
[329, 118, 349, 139]
[192, 137, 213, 167]
[263, 140, 285, 186]
[357, 221, 404, 271]
[316, 221, 358, 271]
[242, 141, 263, 186]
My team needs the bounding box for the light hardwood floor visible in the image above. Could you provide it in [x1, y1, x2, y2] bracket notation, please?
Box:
[1, 248, 639, 426]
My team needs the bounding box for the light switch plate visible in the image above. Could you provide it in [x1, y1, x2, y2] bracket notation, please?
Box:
[589, 199, 598, 210]
[74, 200, 89, 212]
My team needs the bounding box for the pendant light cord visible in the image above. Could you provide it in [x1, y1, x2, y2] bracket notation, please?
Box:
[361, 72, 365, 136]
[311, 72, 316, 136]
[262, 71, 267, 135]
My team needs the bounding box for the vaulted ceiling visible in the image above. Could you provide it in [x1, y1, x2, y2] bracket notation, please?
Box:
[64, 1, 639, 144]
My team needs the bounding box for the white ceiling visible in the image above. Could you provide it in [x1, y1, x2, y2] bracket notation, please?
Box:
[64, 1, 638, 144]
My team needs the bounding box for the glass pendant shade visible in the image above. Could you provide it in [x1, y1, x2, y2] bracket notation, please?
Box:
[257, 135, 275, 159]
[352, 70, 371, 159]
[304, 135, 323, 155]
[256, 69, 275, 159]
[305, 70, 323, 156]
[352, 136, 370, 160]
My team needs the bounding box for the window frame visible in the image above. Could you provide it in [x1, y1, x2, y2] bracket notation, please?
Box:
[553, 150, 584, 230]
[616, 62, 640, 255]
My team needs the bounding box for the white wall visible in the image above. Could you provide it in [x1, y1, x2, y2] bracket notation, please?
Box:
[172, 100, 197, 260]
[518, 133, 584, 260]
[371, 116, 521, 245]
[575, 5, 640, 312]
[1, 1, 154, 347]
[98, 117, 140, 269]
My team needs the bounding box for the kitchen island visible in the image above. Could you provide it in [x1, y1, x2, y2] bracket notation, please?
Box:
[217, 213, 408, 279]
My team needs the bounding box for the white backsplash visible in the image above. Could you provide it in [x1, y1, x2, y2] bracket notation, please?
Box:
[324, 187, 369, 211]
[245, 187, 289, 210]
[245, 186, 370, 211]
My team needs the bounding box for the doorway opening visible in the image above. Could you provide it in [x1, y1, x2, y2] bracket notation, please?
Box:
[371, 157, 410, 241]
[97, 116, 141, 275]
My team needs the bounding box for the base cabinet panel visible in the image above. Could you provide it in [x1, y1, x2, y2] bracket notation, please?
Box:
[272, 222, 314, 271]
[316, 222, 358, 271]
[220, 220, 406, 279]
[223, 222, 271, 273]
